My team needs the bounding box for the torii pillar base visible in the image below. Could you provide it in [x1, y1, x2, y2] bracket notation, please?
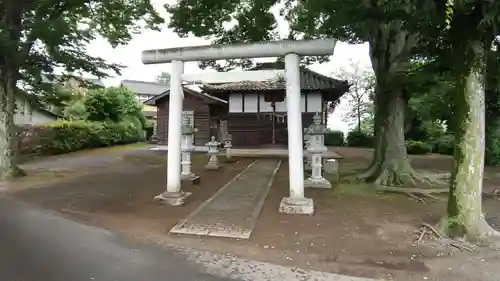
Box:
[154, 191, 192, 206]
[279, 197, 314, 215]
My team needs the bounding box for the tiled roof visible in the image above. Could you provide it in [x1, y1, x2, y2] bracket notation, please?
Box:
[121, 80, 170, 95]
[143, 86, 227, 106]
[200, 63, 349, 93]
[41, 75, 105, 87]
[16, 89, 62, 118]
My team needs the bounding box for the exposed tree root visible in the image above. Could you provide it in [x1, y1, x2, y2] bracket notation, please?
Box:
[422, 223, 443, 239]
[0, 166, 26, 180]
[482, 188, 500, 200]
[414, 223, 476, 252]
[343, 164, 447, 189]
[449, 241, 474, 252]
[434, 216, 500, 249]
[376, 186, 448, 203]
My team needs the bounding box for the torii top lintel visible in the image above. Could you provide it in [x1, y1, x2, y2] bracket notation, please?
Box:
[141, 39, 337, 65]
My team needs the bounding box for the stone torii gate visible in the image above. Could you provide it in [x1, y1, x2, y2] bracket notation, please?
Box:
[142, 39, 336, 214]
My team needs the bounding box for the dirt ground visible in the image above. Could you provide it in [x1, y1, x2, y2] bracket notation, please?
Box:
[7, 146, 500, 281]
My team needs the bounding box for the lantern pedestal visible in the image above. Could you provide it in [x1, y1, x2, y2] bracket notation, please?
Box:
[180, 114, 199, 183]
[154, 191, 192, 206]
[224, 135, 237, 163]
[279, 197, 314, 215]
[205, 136, 220, 170]
[303, 113, 331, 189]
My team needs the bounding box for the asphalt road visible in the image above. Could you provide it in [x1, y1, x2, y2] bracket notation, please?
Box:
[0, 198, 233, 281]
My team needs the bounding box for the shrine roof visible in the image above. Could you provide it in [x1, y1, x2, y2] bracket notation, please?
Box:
[143, 86, 227, 106]
[199, 62, 350, 96]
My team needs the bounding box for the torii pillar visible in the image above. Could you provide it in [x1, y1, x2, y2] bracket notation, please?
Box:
[142, 39, 336, 213]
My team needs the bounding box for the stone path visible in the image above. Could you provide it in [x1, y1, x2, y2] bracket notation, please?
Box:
[20, 145, 155, 171]
[170, 159, 281, 239]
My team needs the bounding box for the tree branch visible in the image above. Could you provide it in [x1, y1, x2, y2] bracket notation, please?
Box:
[21, 0, 88, 61]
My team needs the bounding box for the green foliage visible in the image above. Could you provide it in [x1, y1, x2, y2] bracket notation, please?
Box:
[406, 62, 455, 129]
[164, 0, 336, 71]
[346, 131, 373, 147]
[324, 130, 345, 146]
[485, 119, 500, 165]
[0, 0, 162, 173]
[156, 72, 171, 84]
[41, 85, 76, 109]
[25, 120, 144, 156]
[485, 48, 500, 165]
[2, 1, 163, 95]
[435, 134, 454, 155]
[422, 120, 446, 144]
[406, 140, 432, 155]
[63, 100, 88, 120]
[84, 87, 143, 122]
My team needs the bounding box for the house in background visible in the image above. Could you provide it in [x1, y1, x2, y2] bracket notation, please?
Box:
[147, 63, 349, 147]
[144, 86, 227, 146]
[41, 75, 105, 93]
[14, 94, 60, 125]
[120, 80, 170, 123]
[40, 75, 105, 115]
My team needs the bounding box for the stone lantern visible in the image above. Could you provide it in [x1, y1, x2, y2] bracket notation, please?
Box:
[303, 124, 314, 172]
[224, 134, 235, 162]
[205, 136, 220, 170]
[180, 114, 199, 183]
[304, 113, 331, 188]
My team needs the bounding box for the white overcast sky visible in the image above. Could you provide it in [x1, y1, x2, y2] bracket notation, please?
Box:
[84, 0, 372, 134]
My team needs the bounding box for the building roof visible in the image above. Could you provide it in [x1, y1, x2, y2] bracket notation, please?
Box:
[120, 80, 170, 95]
[144, 86, 227, 106]
[16, 90, 62, 118]
[36, 107, 62, 118]
[41, 74, 105, 87]
[200, 62, 349, 95]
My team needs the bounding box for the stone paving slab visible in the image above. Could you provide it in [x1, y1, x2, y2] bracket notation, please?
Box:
[170, 159, 281, 239]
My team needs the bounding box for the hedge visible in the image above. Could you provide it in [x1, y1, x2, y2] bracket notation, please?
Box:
[324, 130, 345, 146]
[347, 131, 373, 147]
[435, 134, 454, 155]
[406, 140, 432, 155]
[18, 119, 145, 156]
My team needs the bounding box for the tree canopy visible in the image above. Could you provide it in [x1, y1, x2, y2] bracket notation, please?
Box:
[2, 0, 163, 93]
[0, 0, 163, 178]
[156, 72, 171, 84]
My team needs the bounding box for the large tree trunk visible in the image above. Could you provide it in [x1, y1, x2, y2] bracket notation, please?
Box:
[356, 86, 427, 186]
[0, 4, 25, 179]
[351, 22, 435, 187]
[0, 72, 23, 179]
[438, 55, 498, 241]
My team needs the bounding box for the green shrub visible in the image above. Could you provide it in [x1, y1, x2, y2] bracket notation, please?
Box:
[31, 120, 143, 156]
[435, 134, 454, 155]
[347, 131, 373, 147]
[486, 124, 500, 165]
[406, 140, 432, 155]
[324, 130, 345, 146]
